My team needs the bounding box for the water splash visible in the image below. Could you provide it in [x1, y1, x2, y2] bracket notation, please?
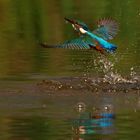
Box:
[94, 55, 138, 84]
[37, 53, 139, 93]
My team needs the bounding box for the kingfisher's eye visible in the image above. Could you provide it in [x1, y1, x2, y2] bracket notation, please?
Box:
[83, 26, 88, 30]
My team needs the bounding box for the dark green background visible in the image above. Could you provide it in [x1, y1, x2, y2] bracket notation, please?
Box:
[0, 0, 139, 79]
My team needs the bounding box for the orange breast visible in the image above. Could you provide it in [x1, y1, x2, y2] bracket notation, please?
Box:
[95, 45, 104, 54]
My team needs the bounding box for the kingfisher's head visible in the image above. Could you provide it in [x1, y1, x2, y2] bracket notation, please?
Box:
[64, 17, 89, 34]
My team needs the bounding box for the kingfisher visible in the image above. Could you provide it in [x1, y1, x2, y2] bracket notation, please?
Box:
[40, 17, 119, 54]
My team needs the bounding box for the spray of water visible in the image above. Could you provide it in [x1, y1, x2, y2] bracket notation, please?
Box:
[38, 52, 139, 92]
[94, 55, 138, 84]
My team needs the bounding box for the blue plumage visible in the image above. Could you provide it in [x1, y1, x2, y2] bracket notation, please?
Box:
[86, 31, 117, 52]
[40, 18, 119, 53]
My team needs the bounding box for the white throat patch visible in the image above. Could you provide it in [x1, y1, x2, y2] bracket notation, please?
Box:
[79, 28, 87, 34]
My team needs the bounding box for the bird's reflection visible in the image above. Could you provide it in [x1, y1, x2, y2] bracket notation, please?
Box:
[72, 101, 115, 140]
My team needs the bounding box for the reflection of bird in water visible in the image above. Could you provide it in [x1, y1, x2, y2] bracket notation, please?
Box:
[40, 17, 119, 54]
[73, 104, 115, 136]
[92, 105, 115, 119]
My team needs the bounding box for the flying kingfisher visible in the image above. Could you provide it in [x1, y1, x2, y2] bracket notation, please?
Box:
[40, 17, 119, 54]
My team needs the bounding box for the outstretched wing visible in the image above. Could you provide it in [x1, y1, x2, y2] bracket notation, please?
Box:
[40, 36, 95, 50]
[93, 18, 119, 40]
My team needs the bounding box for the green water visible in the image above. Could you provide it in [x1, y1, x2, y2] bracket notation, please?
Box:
[0, 0, 140, 139]
[0, 91, 140, 140]
[0, 0, 139, 78]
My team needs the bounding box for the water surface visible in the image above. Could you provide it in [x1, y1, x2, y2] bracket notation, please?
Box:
[0, 0, 139, 139]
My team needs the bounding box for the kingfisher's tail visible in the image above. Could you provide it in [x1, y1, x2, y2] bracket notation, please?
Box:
[107, 44, 117, 53]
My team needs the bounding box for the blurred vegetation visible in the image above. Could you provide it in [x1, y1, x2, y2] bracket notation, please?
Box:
[0, 0, 139, 79]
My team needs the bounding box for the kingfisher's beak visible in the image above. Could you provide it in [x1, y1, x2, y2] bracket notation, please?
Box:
[64, 17, 82, 29]
[64, 17, 87, 34]
[64, 18, 76, 24]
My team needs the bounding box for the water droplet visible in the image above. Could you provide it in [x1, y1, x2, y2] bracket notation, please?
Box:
[83, 74, 87, 76]
[42, 104, 47, 108]
[76, 102, 86, 112]
[104, 106, 108, 110]
[130, 67, 134, 71]
[84, 79, 87, 82]
[58, 85, 62, 89]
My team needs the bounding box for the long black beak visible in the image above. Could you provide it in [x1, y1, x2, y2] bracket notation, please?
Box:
[64, 17, 76, 24]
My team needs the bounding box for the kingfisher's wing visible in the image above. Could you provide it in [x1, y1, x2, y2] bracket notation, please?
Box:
[61, 36, 96, 49]
[93, 18, 119, 40]
[40, 36, 95, 50]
